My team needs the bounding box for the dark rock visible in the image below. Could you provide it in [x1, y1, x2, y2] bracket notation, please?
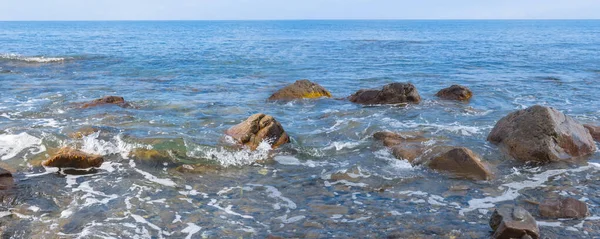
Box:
[268, 79, 332, 101]
[489, 206, 539, 239]
[487, 105, 596, 163]
[42, 148, 104, 168]
[428, 147, 492, 180]
[349, 82, 421, 105]
[81, 96, 129, 108]
[539, 197, 588, 219]
[0, 167, 13, 190]
[583, 124, 600, 142]
[225, 113, 290, 150]
[435, 85, 473, 101]
[175, 164, 222, 174]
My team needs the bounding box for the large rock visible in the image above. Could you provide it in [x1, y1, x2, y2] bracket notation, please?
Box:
[428, 147, 492, 180]
[435, 85, 473, 101]
[42, 148, 104, 168]
[0, 167, 13, 190]
[539, 197, 588, 219]
[349, 83, 421, 105]
[82, 96, 129, 108]
[268, 79, 332, 101]
[489, 206, 539, 239]
[583, 124, 600, 142]
[487, 105, 596, 163]
[225, 113, 290, 150]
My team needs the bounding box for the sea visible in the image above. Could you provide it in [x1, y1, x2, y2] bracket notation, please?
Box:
[1, 20, 600, 238]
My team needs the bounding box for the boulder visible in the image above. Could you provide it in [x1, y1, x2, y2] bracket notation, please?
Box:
[225, 113, 290, 150]
[268, 79, 332, 101]
[489, 206, 539, 239]
[373, 131, 428, 163]
[487, 105, 596, 163]
[583, 124, 600, 142]
[349, 83, 421, 105]
[82, 96, 129, 108]
[435, 85, 473, 101]
[428, 147, 492, 180]
[539, 197, 588, 219]
[0, 167, 13, 190]
[42, 148, 104, 168]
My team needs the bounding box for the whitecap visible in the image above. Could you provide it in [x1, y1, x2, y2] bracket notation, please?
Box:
[81, 132, 137, 159]
[187, 140, 272, 167]
[0, 132, 45, 160]
[0, 53, 65, 63]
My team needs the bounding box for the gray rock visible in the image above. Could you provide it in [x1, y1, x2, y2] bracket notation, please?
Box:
[349, 82, 421, 105]
[489, 206, 539, 239]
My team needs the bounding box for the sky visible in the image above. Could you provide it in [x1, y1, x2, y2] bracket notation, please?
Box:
[1, 0, 600, 21]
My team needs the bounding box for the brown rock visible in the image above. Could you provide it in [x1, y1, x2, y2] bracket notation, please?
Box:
[82, 96, 129, 108]
[489, 206, 539, 239]
[374, 131, 428, 163]
[268, 79, 332, 101]
[428, 147, 492, 180]
[583, 124, 600, 142]
[0, 167, 14, 190]
[42, 148, 104, 168]
[435, 85, 473, 101]
[349, 82, 421, 105]
[539, 197, 588, 219]
[225, 113, 290, 150]
[68, 126, 100, 139]
[487, 105, 596, 163]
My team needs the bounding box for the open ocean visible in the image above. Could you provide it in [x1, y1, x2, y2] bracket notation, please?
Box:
[1, 20, 600, 238]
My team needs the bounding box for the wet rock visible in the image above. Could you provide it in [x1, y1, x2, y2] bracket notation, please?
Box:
[81, 96, 129, 108]
[0, 167, 14, 190]
[487, 105, 596, 163]
[268, 79, 332, 101]
[583, 124, 600, 142]
[374, 131, 428, 163]
[349, 82, 421, 105]
[42, 148, 104, 168]
[489, 206, 539, 239]
[428, 147, 492, 180]
[539, 197, 588, 219]
[67, 126, 101, 139]
[225, 113, 290, 150]
[435, 85, 473, 101]
[175, 164, 222, 174]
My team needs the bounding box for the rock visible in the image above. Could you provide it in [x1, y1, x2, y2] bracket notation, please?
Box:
[428, 147, 492, 180]
[225, 113, 290, 150]
[268, 79, 332, 101]
[349, 82, 421, 105]
[67, 126, 100, 139]
[81, 96, 129, 108]
[373, 131, 428, 163]
[175, 164, 222, 174]
[487, 105, 596, 163]
[435, 85, 473, 101]
[583, 124, 600, 142]
[0, 167, 14, 190]
[42, 148, 104, 168]
[489, 206, 539, 239]
[539, 197, 588, 219]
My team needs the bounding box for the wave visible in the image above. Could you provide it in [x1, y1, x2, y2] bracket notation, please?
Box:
[186, 138, 272, 167]
[0, 53, 66, 63]
[0, 132, 46, 160]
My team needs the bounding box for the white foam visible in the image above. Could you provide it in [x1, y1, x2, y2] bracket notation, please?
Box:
[0, 132, 45, 160]
[324, 141, 362, 151]
[0, 53, 65, 63]
[249, 184, 296, 210]
[188, 140, 272, 167]
[208, 199, 254, 219]
[81, 132, 135, 159]
[129, 160, 176, 187]
[276, 214, 305, 224]
[274, 155, 327, 168]
[181, 223, 201, 239]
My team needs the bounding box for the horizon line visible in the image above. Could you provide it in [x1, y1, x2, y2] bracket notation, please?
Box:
[1, 18, 599, 22]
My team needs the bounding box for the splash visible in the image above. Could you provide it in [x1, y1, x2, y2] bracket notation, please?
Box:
[0, 132, 45, 160]
[187, 140, 272, 167]
[81, 132, 138, 159]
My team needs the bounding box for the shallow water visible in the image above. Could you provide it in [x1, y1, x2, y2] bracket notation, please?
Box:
[1, 20, 600, 238]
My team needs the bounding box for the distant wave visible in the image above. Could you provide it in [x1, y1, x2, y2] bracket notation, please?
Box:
[0, 53, 66, 63]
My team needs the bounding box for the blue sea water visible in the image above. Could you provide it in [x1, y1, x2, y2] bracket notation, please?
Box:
[1, 20, 600, 238]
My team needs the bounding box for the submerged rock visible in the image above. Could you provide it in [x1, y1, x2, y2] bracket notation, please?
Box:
[67, 126, 101, 139]
[435, 84, 473, 101]
[42, 148, 104, 168]
[225, 113, 290, 150]
[268, 79, 332, 101]
[175, 164, 222, 174]
[81, 96, 129, 108]
[0, 167, 13, 190]
[487, 105, 596, 163]
[428, 147, 492, 180]
[373, 131, 428, 163]
[539, 197, 588, 219]
[583, 124, 600, 142]
[349, 82, 421, 105]
[489, 206, 539, 239]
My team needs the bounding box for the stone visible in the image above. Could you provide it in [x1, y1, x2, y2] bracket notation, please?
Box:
[81, 96, 129, 108]
[539, 197, 588, 219]
[489, 206, 539, 239]
[42, 148, 104, 168]
[583, 124, 600, 142]
[67, 126, 100, 139]
[487, 105, 596, 163]
[349, 82, 421, 105]
[268, 79, 332, 101]
[435, 85, 473, 101]
[428, 147, 492, 180]
[175, 164, 222, 174]
[0, 167, 14, 190]
[225, 113, 290, 150]
[373, 131, 428, 163]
